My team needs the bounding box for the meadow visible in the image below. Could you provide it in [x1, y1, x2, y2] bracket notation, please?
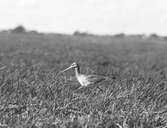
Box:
[0, 32, 167, 128]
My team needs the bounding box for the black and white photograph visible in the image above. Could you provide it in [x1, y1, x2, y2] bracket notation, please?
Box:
[0, 0, 167, 127]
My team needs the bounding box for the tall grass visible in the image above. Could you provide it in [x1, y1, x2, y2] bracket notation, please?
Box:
[0, 33, 167, 127]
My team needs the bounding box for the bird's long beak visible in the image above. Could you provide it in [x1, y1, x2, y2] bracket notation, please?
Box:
[60, 66, 73, 73]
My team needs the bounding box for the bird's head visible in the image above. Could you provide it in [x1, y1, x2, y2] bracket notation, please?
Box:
[60, 62, 78, 72]
[70, 62, 78, 68]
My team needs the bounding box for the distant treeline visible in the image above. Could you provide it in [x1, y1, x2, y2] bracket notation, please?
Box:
[73, 30, 167, 39]
[0, 25, 41, 35]
[1, 25, 167, 39]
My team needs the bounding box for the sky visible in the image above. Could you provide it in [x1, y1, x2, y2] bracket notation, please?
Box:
[0, 0, 167, 35]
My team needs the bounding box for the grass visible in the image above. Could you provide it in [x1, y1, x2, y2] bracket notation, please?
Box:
[0, 33, 167, 128]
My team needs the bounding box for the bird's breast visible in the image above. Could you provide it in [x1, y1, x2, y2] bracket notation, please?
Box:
[77, 75, 91, 86]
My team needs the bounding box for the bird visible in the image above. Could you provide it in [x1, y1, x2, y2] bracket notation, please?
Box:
[60, 62, 111, 91]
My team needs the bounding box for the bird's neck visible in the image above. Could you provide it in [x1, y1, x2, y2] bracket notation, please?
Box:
[75, 66, 80, 76]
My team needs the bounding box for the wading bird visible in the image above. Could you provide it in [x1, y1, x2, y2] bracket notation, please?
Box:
[60, 62, 111, 90]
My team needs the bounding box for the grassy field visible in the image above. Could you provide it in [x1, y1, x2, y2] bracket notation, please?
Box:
[0, 33, 167, 128]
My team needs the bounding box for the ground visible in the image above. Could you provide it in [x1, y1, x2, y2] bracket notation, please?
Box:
[0, 33, 167, 128]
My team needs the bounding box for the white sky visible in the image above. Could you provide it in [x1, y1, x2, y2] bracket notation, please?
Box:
[0, 0, 167, 35]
